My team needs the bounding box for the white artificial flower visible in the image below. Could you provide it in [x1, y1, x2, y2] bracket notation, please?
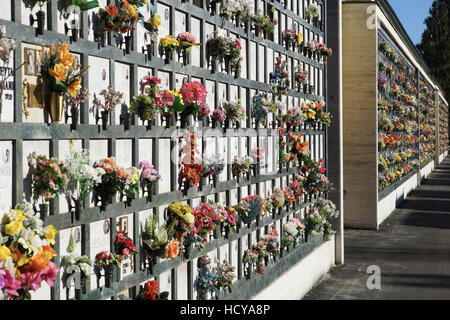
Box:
[283, 222, 298, 236]
[79, 262, 93, 276]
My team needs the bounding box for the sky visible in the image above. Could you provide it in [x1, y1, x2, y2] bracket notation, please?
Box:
[388, 0, 435, 45]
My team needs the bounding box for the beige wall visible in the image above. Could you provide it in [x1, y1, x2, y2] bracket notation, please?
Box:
[342, 3, 378, 229]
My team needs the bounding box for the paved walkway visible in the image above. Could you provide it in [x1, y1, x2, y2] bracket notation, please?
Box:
[304, 158, 450, 300]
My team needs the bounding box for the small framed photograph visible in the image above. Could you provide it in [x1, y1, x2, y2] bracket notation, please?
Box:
[35, 49, 43, 76]
[119, 216, 128, 233]
[24, 48, 36, 76]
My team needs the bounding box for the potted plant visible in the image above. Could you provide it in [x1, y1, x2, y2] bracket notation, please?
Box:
[92, 85, 124, 130]
[176, 32, 200, 66]
[64, 149, 105, 220]
[40, 42, 88, 122]
[160, 35, 179, 64]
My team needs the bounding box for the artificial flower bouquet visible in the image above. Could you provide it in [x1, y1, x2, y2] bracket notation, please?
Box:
[282, 29, 297, 50]
[199, 154, 225, 181]
[0, 203, 58, 300]
[233, 195, 263, 225]
[231, 155, 250, 181]
[248, 12, 278, 35]
[194, 255, 219, 300]
[178, 81, 209, 123]
[270, 57, 290, 98]
[213, 259, 236, 294]
[64, 149, 105, 212]
[129, 76, 162, 122]
[281, 217, 305, 249]
[294, 65, 309, 91]
[307, 198, 339, 241]
[137, 280, 169, 300]
[302, 157, 334, 195]
[167, 201, 195, 256]
[139, 160, 160, 198]
[159, 35, 179, 62]
[187, 203, 221, 249]
[212, 107, 227, 125]
[115, 231, 137, 258]
[142, 5, 161, 43]
[176, 32, 200, 52]
[94, 250, 122, 286]
[40, 42, 88, 113]
[142, 213, 178, 262]
[92, 85, 124, 129]
[28, 152, 70, 204]
[179, 132, 203, 190]
[96, 1, 139, 38]
[93, 158, 125, 210]
[222, 99, 246, 127]
[119, 166, 140, 204]
[270, 188, 285, 209]
[306, 3, 320, 20]
[61, 246, 94, 291]
[252, 93, 270, 126]
[249, 147, 264, 176]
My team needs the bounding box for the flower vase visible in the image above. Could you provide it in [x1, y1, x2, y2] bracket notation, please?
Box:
[36, 10, 46, 35]
[313, 17, 318, 28]
[124, 35, 132, 54]
[164, 49, 173, 64]
[39, 203, 48, 221]
[75, 276, 87, 298]
[303, 84, 309, 94]
[100, 110, 109, 130]
[0, 99, 2, 120]
[73, 198, 83, 221]
[309, 85, 315, 95]
[285, 42, 291, 51]
[254, 26, 260, 37]
[99, 192, 113, 211]
[197, 292, 207, 300]
[323, 55, 328, 65]
[146, 43, 154, 60]
[104, 266, 115, 288]
[71, 28, 79, 42]
[183, 180, 191, 196]
[182, 50, 189, 66]
[122, 112, 132, 131]
[213, 225, 220, 239]
[202, 116, 209, 127]
[224, 57, 231, 74]
[146, 183, 153, 202]
[308, 51, 313, 59]
[235, 14, 240, 28]
[146, 119, 153, 131]
[49, 92, 64, 122]
[212, 175, 217, 188]
[224, 119, 230, 129]
[70, 108, 79, 130]
[234, 121, 240, 129]
[100, 30, 107, 47]
[211, 58, 219, 73]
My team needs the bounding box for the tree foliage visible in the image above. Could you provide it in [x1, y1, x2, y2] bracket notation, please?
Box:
[417, 0, 450, 98]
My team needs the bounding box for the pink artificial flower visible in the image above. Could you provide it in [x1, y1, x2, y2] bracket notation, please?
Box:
[140, 76, 161, 87]
[21, 270, 44, 292]
[122, 248, 130, 256]
[41, 261, 59, 287]
[212, 108, 227, 122]
[179, 81, 207, 105]
[154, 90, 175, 107]
[198, 101, 211, 116]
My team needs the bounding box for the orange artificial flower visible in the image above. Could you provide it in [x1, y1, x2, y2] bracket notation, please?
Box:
[57, 43, 74, 69]
[165, 239, 179, 259]
[296, 141, 309, 153]
[29, 252, 49, 272]
[42, 245, 56, 260]
[49, 63, 68, 82]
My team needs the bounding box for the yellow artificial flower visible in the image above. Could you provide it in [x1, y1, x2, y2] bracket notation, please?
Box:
[44, 225, 58, 245]
[5, 220, 23, 236]
[150, 14, 161, 30]
[57, 42, 74, 69]
[160, 35, 179, 49]
[11, 249, 28, 267]
[49, 63, 68, 82]
[67, 78, 82, 97]
[297, 32, 303, 45]
[0, 245, 11, 261]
